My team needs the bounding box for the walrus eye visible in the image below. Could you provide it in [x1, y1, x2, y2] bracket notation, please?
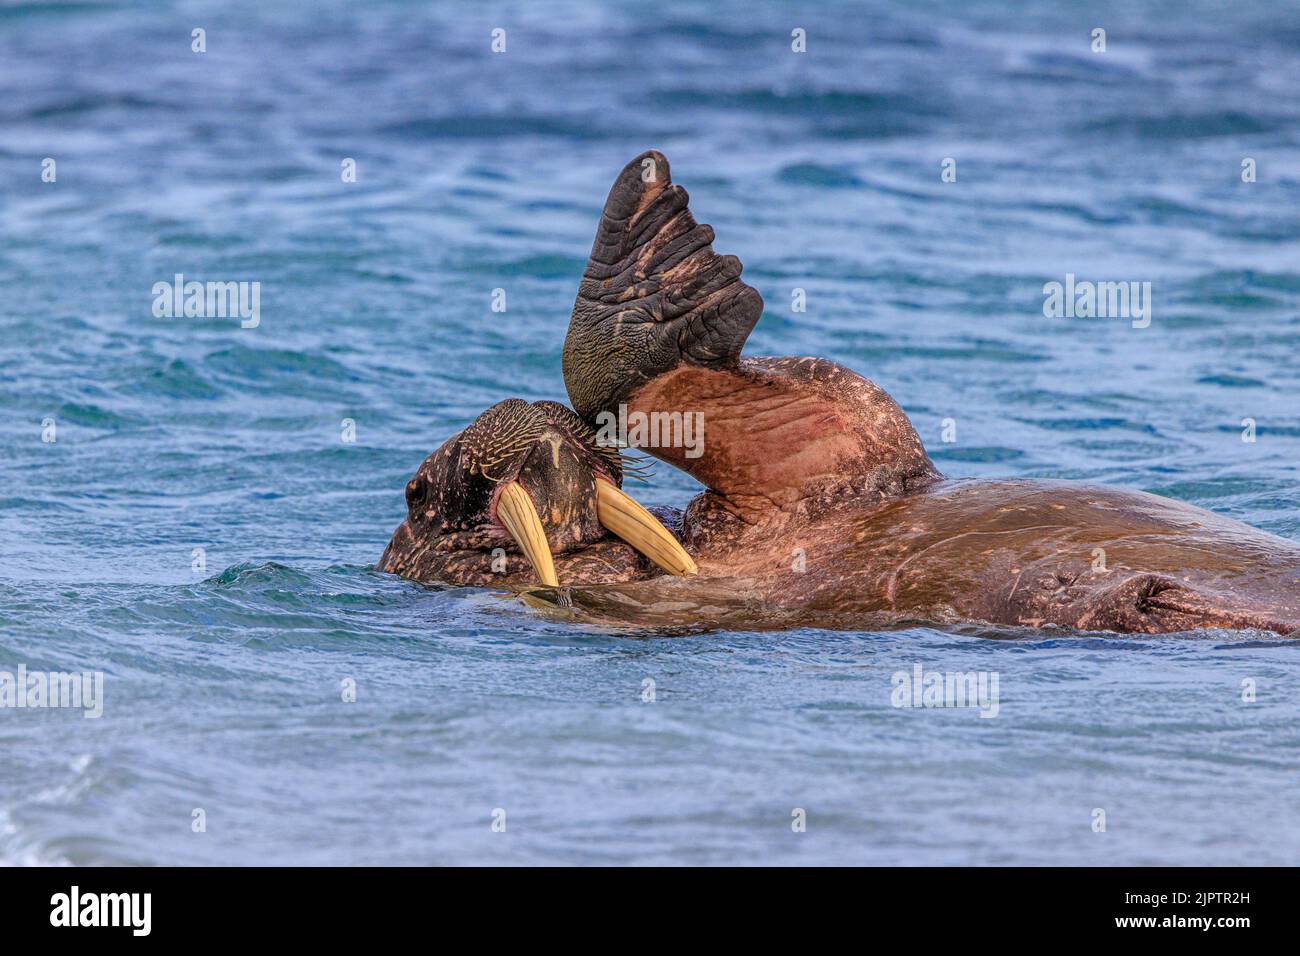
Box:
[405, 480, 427, 510]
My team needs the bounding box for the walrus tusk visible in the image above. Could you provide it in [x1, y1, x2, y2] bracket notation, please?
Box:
[595, 481, 698, 576]
[497, 481, 559, 587]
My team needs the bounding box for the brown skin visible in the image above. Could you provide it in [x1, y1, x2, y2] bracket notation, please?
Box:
[543, 479, 1300, 635]
[382, 151, 1300, 636]
[678, 479, 1300, 634]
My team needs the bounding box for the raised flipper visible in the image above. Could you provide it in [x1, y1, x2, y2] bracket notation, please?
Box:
[563, 150, 764, 423]
[564, 151, 937, 523]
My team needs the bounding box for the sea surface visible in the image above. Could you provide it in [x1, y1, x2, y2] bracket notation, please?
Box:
[2, 0, 1298, 865]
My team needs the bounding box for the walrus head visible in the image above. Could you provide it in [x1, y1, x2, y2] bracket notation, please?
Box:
[378, 398, 696, 587]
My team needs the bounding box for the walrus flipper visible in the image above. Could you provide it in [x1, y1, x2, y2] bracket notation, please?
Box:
[563, 152, 937, 520]
[1044, 572, 1300, 636]
[564, 149, 764, 423]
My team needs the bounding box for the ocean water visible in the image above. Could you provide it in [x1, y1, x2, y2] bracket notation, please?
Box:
[2, 0, 1298, 866]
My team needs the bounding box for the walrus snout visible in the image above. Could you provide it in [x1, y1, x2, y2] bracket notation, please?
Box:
[378, 398, 695, 587]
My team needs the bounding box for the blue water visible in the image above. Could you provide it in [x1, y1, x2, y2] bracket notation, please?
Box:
[2, 0, 1298, 865]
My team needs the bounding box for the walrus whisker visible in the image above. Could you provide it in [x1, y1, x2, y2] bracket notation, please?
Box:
[617, 454, 656, 481]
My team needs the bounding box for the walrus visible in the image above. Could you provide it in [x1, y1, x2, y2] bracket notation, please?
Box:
[380, 151, 1300, 636]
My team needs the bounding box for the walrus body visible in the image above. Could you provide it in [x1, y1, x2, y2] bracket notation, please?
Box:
[561, 477, 1299, 634]
[380, 151, 1300, 637]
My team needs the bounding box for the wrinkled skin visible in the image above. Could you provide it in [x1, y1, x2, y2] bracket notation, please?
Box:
[382, 151, 1300, 637]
